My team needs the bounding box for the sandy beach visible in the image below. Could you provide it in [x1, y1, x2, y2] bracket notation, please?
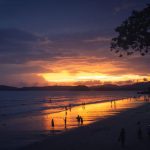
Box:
[18, 100, 150, 150]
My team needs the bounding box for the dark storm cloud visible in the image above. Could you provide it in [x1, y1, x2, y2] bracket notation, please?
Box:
[0, 28, 59, 63]
[0, 28, 112, 64]
[1, 0, 143, 34]
[0, 63, 51, 75]
[0, 28, 39, 53]
[0, 28, 38, 42]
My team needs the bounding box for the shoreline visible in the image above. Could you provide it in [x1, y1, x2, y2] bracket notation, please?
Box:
[1, 91, 142, 150]
[1, 93, 137, 122]
[18, 100, 150, 150]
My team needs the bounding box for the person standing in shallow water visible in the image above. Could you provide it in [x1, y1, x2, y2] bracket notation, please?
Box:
[118, 128, 126, 147]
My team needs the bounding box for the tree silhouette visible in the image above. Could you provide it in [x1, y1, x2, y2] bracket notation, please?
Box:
[111, 4, 150, 57]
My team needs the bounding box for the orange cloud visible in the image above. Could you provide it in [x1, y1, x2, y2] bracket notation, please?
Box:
[37, 56, 150, 86]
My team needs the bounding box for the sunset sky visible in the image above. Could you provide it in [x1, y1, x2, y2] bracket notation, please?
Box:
[0, 0, 150, 86]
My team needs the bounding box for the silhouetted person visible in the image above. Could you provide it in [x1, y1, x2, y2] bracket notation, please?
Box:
[118, 128, 126, 147]
[80, 117, 83, 125]
[111, 100, 113, 108]
[76, 115, 81, 125]
[69, 104, 72, 111]
[137, 121, 143, 140]
[65, 111, 67, 116]
[64, 117, 67, 128]
[114, 100, 117, 109]
[147, 125, 150, 138]
[51, 118, 55, 128]
[65, 106, 68, 116]
[148, 95, 150, 101]
[65, 106, 68, 111]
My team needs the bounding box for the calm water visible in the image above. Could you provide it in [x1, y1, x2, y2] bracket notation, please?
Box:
[0, 91, 145, 150]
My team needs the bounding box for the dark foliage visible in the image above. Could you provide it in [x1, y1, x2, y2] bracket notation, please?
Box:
[111, 4, 150, 56]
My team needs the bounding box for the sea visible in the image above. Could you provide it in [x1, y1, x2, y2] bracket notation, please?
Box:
[0, 90, 145, 150]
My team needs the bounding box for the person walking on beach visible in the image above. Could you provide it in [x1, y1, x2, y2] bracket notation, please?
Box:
[69, 104, 72, 111]
[114, 100, 117, 109]
[65, 106, 68, 116]
[118, 128, 126, 147]
[137, 121, 143, 140]
[51, 118, 55, 128]
[65, 106, 68, 111]
[64, 117, 67, 128]
[76, 115, 81, 125]
[110, 100, 113, 108]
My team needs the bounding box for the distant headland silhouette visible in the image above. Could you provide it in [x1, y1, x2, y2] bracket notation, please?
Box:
[0, 82, 150, 92]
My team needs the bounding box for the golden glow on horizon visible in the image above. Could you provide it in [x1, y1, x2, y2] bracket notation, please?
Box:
[39, 71, 150, 85]
[32, 56, 150, 86]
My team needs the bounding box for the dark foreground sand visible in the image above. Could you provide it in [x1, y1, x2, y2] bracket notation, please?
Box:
[18, 103, 150, 150]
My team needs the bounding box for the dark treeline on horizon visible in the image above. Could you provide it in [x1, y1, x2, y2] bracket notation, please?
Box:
[0, 82, 150, 91]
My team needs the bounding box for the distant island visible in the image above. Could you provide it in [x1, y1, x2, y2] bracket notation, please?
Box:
[0, 82, 150, 92]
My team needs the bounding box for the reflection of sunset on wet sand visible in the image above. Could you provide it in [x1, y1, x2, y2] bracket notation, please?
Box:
[42, 97, 145, 131]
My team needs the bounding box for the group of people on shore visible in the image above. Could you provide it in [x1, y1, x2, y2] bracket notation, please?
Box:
[65, 104, 72, 112]
[51, 116, 67, 129]
[50, 103, 84, 129]
[50, 114, 84, 129]
[76, 115, 84, 125]
[47, 97, 87, 129]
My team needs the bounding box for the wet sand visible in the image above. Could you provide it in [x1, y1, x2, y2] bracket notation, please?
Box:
[18, 98, 150, 150]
